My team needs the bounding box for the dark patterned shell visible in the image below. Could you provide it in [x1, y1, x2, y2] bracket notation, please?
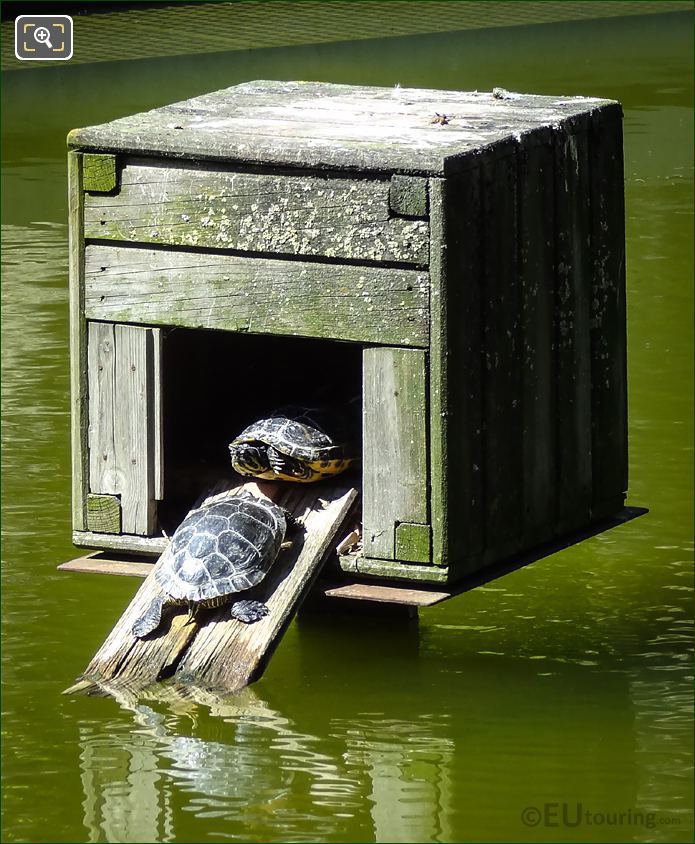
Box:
[155, 492, 286, 602]
[233, 405, 351, 461]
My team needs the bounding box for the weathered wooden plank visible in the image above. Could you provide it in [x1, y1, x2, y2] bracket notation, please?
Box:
[87, 321, 117, 494]
[87, 322, 161, 535]
[176, 483, 357, 690]
[362, 347, 428, 561]
[355, 556, 449, 582]
[589, 110, 628, 520]
[68, 151, 88, 531]
[554, 119, 593, 533]
[68, 81, 618, 176]
[395, 522, 431, 564]
[66, 481, 357, 694]
[518, 131, 557, 547]
[152, 329, 164, 501]
[84, 245, 430, 347]
[84, 161, 428, 265]
[73, 531, 166, 555]
[322, 582, 450, 607]
[83, 153, 118, 193]
[389, 175, 428, 218]
[482, 149, 523, 563]
[117, 325, 158, 534]
[429, 172, 484, 574]
[58, 553, 152, 578]
[86, 494, 121, 534]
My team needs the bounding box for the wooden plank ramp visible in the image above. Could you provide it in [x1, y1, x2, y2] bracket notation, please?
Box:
[64, 479, 357, 696]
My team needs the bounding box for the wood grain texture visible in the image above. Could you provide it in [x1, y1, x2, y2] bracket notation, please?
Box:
[68, 80, 618, 176]
[518, 132, 557, 546]
[58, 553, 153, 578]
[84, 160, 428, 265]
[355, 556, 449, 582]
[73, 531, 167, 555]
[68, 151, 88, 531]
[429, 174, 484, 574]
[554, 119, 593, 533]
[84, 245, 429, 347]
[589, 111, 628, 519]
[87, 322, 161, 535]
[82, 153, 118, 193]
[482, 150, 523, 563]
[176, 483, 357, 690]
[67, 481, 357, 694]
[362, 347, 428, 561]
[322, 582, 450, 606]
[86, 494, 121, 534]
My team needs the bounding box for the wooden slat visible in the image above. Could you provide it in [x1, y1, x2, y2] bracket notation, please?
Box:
[429, 171, 484, 574]
[152, 328, 164, 501]
[518, 131, 557, 546]
[554, 119, 593, 533]
[84, 245, 430, 348]
[482, 149, 523, 562]
[87, 322, 161, 535]
[176, 483, 357, 689]
[84, 160, 428, 266]
[58, 553, 153, 578]
[354, 557, 449, 582]
[322, 582, 450, 607]
[590, 109, 628, 519]
[73, 531, 166, 555]
[68, 151, 88, 531]
[362, 347, 428, 561]
[66, 481, 357, 694]
[87, 321, 117, 492]
[115, 325, 156, 534]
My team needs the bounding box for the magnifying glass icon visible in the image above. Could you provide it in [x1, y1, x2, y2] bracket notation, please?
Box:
[34, 26, 53, 49]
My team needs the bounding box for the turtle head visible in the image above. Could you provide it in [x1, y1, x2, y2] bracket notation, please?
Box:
[229, 441, 270, 477]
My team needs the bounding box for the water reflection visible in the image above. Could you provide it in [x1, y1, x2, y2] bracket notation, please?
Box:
[71, 639, 692, 844]
[78, 683, 362, 843]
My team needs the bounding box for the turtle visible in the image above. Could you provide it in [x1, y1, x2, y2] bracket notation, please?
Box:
[131, 491, 295, 639]
[228, 405, 357, 483]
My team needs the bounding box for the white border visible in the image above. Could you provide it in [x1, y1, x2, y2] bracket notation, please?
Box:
[15, 15, 73, 61]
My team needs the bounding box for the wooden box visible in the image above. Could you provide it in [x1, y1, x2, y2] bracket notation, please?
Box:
[67, 80, 627, 584]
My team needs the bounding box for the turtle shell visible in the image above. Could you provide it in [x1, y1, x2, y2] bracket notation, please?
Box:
[233, 405, 351, 462]
[155, 492, 287, 603]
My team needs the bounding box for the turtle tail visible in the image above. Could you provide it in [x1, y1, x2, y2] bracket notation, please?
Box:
[132, 595, 166, 639]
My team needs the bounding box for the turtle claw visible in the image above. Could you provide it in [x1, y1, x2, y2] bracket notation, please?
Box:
[267, 447, 311, 480]
[230, 599, 269, 624]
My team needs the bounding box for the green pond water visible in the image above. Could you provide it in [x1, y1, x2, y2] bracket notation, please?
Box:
[2, 10, 693, 843]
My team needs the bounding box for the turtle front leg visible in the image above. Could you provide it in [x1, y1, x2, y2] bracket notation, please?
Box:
[229, 599, 270, 624]
[266, 447, 312, 481]
[132, 595, 167, 638]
